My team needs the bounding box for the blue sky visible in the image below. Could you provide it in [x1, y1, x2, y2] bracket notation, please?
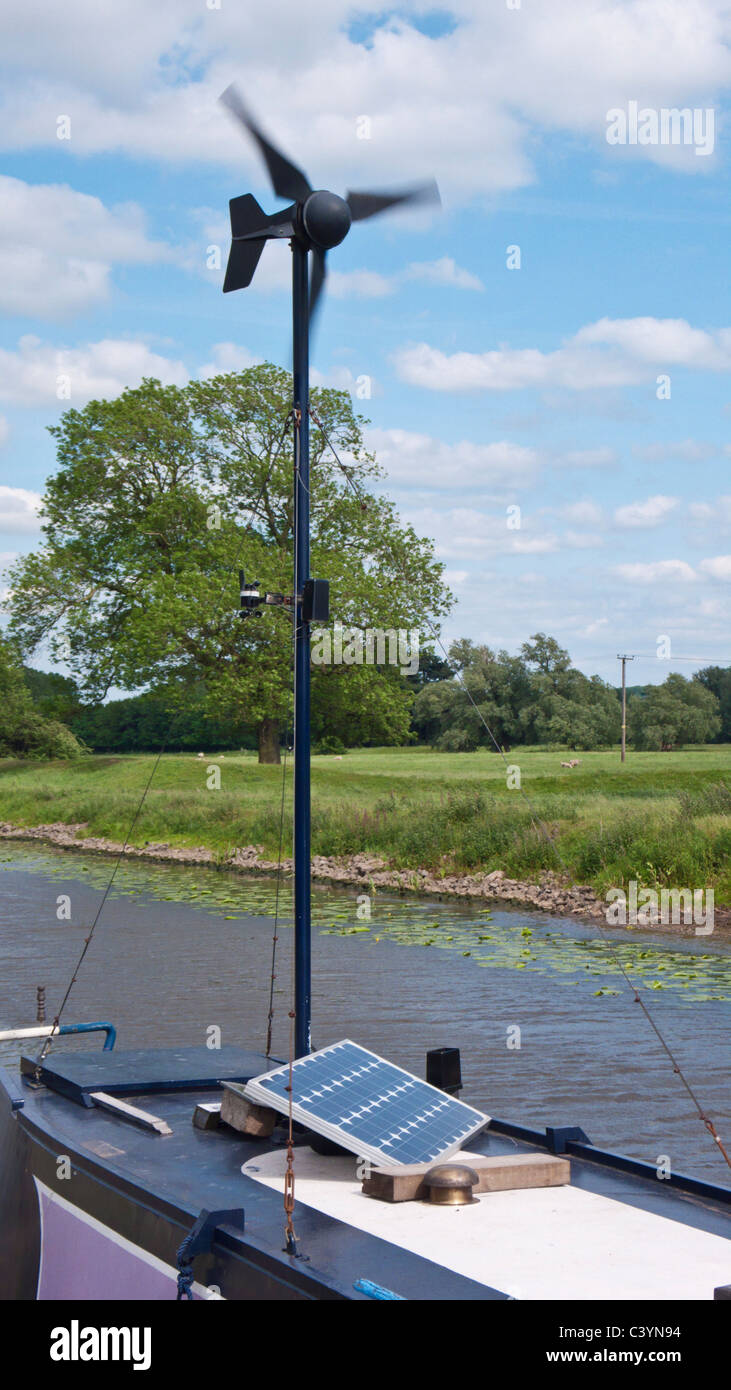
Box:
[0, 0, 729, 690]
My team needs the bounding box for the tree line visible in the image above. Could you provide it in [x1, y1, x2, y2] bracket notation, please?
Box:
[6, 632, 726, 758]
[410, 636, 725, 752]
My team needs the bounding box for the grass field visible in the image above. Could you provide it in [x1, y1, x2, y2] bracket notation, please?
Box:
[0, 744, 729, 904]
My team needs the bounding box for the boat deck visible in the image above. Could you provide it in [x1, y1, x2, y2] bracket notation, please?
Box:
[244, 1147, 730, 1300]
[3, 1046, 730, 1301]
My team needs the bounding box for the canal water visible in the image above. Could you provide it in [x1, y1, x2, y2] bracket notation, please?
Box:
[1, 843, 729, 1183]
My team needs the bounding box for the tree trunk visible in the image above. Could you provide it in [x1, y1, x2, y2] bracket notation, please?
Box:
[258, 717, 281, 764]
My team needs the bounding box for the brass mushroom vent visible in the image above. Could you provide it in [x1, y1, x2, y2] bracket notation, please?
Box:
[424, 1163, 479, 1206]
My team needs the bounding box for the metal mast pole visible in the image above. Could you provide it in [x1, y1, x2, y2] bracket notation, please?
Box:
[292, 237, 311, 1057]
[617, 653, 634, 763]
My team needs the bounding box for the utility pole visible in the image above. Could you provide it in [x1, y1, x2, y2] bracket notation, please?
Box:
[617, 654, 635, 763]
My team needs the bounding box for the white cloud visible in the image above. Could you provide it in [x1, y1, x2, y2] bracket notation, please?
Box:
[634, 438, 717, 462]
[398, 504, 564, 562]
[328, 258, 483, 300]
[615, 559, 697, 583]
[576, 317, 731, 369]
[0, 0, 729, 191]
[198, 342, 262, 378]
[393, 317, 731, 394]
[0, 486, 42, 533]
[328, 269, 393, 299]
[562, 500, 604, 524]
[0, 416, 8, 447]
[563, 529, 605, 549]
[367, 428, 540, 493]
[512, 535, 560, 554]
[614, 494, 679, 527]
[558, 447, 617, 469]
[404, 258, 483, 291]
[0, 176, 171, 319]
[0, 335, 187, 406]
[310, 364, 381, 394]
[699, 555, 731, 581]
[689, 496, 731, 527]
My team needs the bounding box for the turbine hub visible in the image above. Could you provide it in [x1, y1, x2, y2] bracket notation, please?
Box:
[302, 190, 351, 249]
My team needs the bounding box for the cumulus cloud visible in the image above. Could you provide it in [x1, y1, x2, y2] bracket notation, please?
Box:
[396, 504, 567, 562]
[328, 269, 393, 299]
[0, 0, 729, 192]
[563, 529, 605, 549]
[0, 486, 42, 533]
[614, 494, 679, 527]
[561, 500, 604, 524]
[393, 317, 731, 394]
[198, 342, 262, 378]
[558, 447, 618, 469]
[689, 496, 731, 526]
[0, 176, 171, 319]
[366, 428, 540, 493]
[403, 258, 483, 291]
[0, 335, 187, 406]
[328, 258, 483, 300]
[634, 438, 718, 462]
[615, 559, 697, 583]
[575, 317, 731, 368]
[699, 555, 731, 580]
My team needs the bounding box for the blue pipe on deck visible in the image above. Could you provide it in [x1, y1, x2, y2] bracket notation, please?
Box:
[58, 1021, 116, 1050]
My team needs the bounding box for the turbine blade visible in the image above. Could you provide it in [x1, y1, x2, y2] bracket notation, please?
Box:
[223, 237, 266, 293]
[220, 85, 311, 203]
[309, 248, 327, 326]
[346, 179, 440, 222]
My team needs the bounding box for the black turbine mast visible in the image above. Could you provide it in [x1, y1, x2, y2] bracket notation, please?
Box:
[221, 86, 439, 1058]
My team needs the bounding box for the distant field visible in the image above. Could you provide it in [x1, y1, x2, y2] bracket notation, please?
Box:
[0, 745, 729, 903]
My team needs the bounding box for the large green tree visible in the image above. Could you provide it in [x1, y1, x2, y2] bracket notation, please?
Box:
[413, 640, 532, 750]
[413, 633, 621, 751]
[518, 634, 621, 749]
[5, 366, 450, 761]
[629, 673, 721, 750]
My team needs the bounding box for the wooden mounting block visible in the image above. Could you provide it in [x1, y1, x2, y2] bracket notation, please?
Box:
[362, 1152, 570, 1203]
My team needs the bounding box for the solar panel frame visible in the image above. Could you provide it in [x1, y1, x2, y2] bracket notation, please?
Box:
[243, 1039, 488, 1169]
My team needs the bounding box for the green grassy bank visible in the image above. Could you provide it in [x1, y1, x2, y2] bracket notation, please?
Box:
[0, 745, 729, 905]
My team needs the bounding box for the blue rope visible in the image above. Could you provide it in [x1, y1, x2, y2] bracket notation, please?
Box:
[175, 1235, 195, 1300]
[353, 1278, 404, 1301]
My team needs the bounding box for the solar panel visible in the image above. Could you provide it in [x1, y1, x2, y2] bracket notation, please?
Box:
[244, 1039, 488, 1169]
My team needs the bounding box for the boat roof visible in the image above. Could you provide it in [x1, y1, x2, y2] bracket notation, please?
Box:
[7, 1045, 730, 1301]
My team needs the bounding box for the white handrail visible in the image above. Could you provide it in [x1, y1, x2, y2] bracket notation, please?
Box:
[0, 1026, 57, 1042]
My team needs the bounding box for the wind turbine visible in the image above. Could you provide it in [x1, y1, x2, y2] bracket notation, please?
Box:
[220, 86, 440, 1057]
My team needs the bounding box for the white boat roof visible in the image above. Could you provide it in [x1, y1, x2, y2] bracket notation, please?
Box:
[243, 1148, 731, 1300]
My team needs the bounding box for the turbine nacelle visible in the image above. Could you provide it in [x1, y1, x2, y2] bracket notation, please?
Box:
[220, 84, 440, 320]
[302, 190, 351, 251]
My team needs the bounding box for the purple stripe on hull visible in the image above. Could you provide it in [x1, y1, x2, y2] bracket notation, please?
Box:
[35, 1181, 204, 1301]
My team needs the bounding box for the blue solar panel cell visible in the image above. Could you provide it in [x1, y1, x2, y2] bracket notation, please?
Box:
[244, 1040, 488, 1168]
